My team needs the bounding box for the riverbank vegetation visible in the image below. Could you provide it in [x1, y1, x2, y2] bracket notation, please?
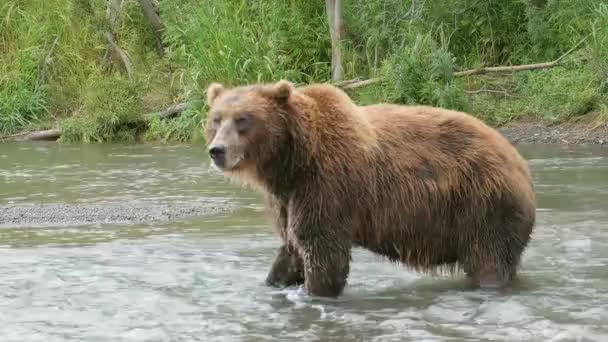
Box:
[1, 0, 606, 143]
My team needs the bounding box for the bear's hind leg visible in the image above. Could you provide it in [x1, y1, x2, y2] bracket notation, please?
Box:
[463, 239, 523, 289]
[464, 208, 533, 289]
[265, 245, 305, 288]
[465, 263, 512, 289]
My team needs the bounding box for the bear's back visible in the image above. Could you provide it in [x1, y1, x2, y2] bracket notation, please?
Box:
[360, 103, 528, 179]
[356, 103, 535, 231]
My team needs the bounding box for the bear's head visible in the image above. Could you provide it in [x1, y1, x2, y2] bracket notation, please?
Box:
[204, 80, 295, 174]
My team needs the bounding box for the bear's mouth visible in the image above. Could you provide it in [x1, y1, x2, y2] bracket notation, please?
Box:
[211, 154, 244, 172]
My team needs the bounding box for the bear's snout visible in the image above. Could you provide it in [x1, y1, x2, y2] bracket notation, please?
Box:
[208, 145, 226, 167]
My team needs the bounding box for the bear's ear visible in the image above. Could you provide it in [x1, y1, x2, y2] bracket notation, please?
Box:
[207, 82, 225, 106]
[272, 80, 294, 102]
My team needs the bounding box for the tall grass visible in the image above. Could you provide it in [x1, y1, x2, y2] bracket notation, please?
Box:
[1, 0, 51, 133]
[145, 0, 332, 142]
[1, 0, 606, 142]
[346, 0, 604, 125]
[378, 31, 468, 111]
[1, 0, 171, 138]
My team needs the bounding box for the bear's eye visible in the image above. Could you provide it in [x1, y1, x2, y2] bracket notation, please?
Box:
[211, 115, 221, 129]
[234, 115, 252, 133]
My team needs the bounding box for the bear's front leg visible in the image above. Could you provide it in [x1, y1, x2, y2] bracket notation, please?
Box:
[295, 227, 352, 298]
[265, 245, 305, 288]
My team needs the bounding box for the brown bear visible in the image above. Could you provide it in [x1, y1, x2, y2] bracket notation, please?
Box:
[204, 80, 536, 298]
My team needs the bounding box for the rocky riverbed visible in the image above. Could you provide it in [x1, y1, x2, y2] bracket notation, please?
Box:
[0, 200, 234, 229]
[499, 116, 608, 145]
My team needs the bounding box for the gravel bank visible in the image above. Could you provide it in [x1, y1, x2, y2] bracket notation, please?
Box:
[0, 200, 234, 229]
[498, 116, 608, 145]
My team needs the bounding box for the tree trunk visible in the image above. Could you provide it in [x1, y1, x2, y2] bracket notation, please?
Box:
[138, 0, 165, 56]
[104, 0, 134, 78]
[325, 0, 343, 81]
[106, 0, 123, 27]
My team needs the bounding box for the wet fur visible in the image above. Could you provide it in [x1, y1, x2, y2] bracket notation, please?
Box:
[205, 81, 536, 297]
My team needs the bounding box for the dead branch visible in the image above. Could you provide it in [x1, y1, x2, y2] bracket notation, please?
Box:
[338, 32, 593, 90]
[464, 88, 520, 98]
[105, 31, 134, 79]
[103, 0, 134, 78]
[333, 77, 363, 87]
[453, 33, 589, 77]
[340, 77, 382, 89]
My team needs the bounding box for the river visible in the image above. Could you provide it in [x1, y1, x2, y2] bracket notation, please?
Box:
[1, 142, 607, 341]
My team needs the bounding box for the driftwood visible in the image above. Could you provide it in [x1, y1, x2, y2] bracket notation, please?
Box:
[337, 32, 593, 90]
[1, 102, 192, 142]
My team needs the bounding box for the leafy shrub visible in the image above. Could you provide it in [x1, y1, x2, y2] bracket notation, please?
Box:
[60, 72, 143, 143]
[380, 32, 468, 111]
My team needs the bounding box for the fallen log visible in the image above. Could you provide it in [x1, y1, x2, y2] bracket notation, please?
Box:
[158, 102, 188, 119]
[0, 129, 63, 142]
[144, 102, 192, 120]
[21, 129, 62, 141]
[1, 102, 194, 142]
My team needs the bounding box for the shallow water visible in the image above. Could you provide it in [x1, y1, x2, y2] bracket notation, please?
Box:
[1, 142, 608, 341]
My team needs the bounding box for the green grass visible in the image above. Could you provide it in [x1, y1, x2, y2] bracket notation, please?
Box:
[1, 0, 607, 143]
[0, 0, 173, 138]
[59, 71, 144, 143]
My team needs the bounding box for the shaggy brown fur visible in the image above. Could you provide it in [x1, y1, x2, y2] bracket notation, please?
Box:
[205, 80, 536, 297]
